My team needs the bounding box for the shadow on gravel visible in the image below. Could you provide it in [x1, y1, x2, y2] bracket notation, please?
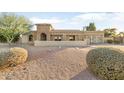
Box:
[70, 68, 98, 80]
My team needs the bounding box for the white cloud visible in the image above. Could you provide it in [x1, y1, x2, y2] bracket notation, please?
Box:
[70, 13, 108, 24]
[30, 17, 65, 24]
[30, 13, 124, 32]
[70, 13, 124, 24]
[69, 13, 124, 31]
[30, 17, 66, 30]
[112, 13, 124, 21]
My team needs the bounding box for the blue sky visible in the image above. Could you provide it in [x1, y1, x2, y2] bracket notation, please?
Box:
[16, 12, 124, 32]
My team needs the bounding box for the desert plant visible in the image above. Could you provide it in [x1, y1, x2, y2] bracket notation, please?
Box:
[0, 50, 11, 66]
[0, 13, 32, 44]
[0, 47, 28, 68]
[8, 47, 28, 65]
[86, 47, 124, 80]
[114, 39, 121, 44]
[107, 39, 113, 44]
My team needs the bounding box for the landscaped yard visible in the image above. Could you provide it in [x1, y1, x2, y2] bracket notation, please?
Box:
[0, 44, 124, 80]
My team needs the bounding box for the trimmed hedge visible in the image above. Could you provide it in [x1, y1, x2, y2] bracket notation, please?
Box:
[86, 47, 124, 80]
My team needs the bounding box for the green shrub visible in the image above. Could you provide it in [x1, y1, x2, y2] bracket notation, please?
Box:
[0, 33, 19, 43]
[0, 47, 28, 68]
[12, 34, 20, 43]
[0, 50, 11, 66]
[0, 34, 6, 43]
[114, 40, 121, 44]
[107, 39, 113, 44]
[86, 47, 124, 80]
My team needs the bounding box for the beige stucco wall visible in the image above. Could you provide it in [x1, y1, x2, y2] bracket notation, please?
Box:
[21, 35, 28, 43]
[21, 24, 104, 45]
[34, 40, 87, 47]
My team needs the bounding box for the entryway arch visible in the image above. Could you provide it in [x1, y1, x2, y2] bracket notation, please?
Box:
[40, 33, 47, 41]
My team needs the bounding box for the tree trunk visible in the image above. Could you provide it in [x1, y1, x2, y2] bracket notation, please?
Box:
[7, 37, 14, 46]
[7, 39, 12, 46]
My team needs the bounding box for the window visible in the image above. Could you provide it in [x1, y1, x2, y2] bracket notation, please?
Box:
[54, 36, 62, 41]
[69, 35, 75, 41]
[54, 37, 58, 41]
[58, 36, 62, 41]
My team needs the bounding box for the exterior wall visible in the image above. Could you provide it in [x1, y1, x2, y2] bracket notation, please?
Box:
[36, 24, 53, 41]
[34, 40, 88, 47]
[50, 31, 87, 41]
[32, 31, 37, 41]
[21, 35, 28, 43]
[22, 24, 104, 45]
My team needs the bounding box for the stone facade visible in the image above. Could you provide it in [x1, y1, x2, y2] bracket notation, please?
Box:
[21, 23, 104, 45]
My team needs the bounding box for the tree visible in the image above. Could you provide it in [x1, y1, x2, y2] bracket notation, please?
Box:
[118, 32, 124, 37]
[0, 13, 31, 44]
[104, 28, 117, 37]
[0, 33, 6, 42]
[86, 22, 96, 31]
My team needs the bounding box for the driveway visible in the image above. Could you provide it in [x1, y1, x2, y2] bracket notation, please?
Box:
[0, 45, 97, 80]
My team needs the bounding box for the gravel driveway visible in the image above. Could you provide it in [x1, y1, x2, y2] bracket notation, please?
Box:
[0, 45, 97, 80]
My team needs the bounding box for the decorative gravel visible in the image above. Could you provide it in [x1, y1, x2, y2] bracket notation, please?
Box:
[0, 45, 97, 80]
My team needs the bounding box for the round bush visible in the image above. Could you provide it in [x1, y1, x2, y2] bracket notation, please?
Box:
[86, 47, 124, 80]
[0, 50, 11, 66]
[9, 47, 28, 65]
[0, 47, 28, 68]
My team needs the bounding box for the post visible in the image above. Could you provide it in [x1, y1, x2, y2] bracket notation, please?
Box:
[63, 34, 66, 41]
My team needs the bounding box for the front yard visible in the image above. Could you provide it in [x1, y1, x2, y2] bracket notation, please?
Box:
[0, 44, 124, 80]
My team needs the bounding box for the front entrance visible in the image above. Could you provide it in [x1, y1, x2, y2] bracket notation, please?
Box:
[40, 33, 47, 41]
